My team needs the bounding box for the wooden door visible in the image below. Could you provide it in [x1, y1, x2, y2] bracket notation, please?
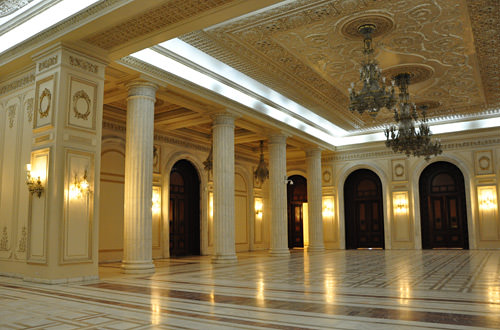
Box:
[419, 162, 468, 249]
[344, 169, 384, 249]
[169, 172, 187, 255]
[169, 160, 200, 256]
[287, 175, 307, 248]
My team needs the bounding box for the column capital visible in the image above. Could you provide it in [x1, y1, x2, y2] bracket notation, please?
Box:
[305, 147, 323, 158]
[211, 112, 236, 126]
[126, 80, 158, 99]
[268, 133, 288, 145]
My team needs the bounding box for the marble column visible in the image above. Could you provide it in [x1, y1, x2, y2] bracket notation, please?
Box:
[122, 81, 158, 274]
[306, 148, 325, 251]
[212, 113, 237, 263]
[268, 134, 290, 256]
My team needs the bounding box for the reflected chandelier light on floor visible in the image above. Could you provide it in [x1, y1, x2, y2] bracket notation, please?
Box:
[254, 140, 269, 185]
[384, 73, 442, 161]
[348, 24, 396, 117]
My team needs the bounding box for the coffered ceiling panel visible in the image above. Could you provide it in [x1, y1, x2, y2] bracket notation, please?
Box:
[180, 0, 500, 131]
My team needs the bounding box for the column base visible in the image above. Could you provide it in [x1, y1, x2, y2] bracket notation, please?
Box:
[212, 254, 238, 264]
[306, 245, 325, 252]
[269, 248, 290, 256]
[121, 261, 155, 274]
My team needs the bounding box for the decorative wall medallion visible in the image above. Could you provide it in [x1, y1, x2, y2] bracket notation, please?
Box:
[322, 170, 331, 184]
[475, 150, 493, 175]
[392, 159, 407, 181]
[0, 226, 8, 251]
[7, 104, 16, 128]
[72, 90, 91, 120]
[69, 56, 98, 74]
[395, 164, 404, 176]
[17, 226, 26, 252]
[25, 97, 34, 123]
[39, 88, 51, 118]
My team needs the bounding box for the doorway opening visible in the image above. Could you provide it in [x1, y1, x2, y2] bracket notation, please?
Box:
[344, 169, 385, 249]
[169, 159, 200, 256]
[419, 161, 469, 249]
[287, 175, 307, 249]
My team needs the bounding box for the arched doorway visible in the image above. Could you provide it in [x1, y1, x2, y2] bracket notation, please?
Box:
[287, 175, 307, 248]
[344, 169, 385, 249]
[419, 162, 469, 249]
[169, 160, 200, 256]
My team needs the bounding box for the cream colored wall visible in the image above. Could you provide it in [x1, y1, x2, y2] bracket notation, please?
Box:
[100, 124, 257, 260]
[323, 130, 500, 250]
[0, 69, 35, 276]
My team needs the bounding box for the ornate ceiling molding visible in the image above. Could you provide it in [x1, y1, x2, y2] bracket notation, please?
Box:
[83, 0, 234, 50]
[180, 0, 494, 130]
[466, 0, 500, 105]
[0, 0, 34, 18]
[0, 0, 123, 65]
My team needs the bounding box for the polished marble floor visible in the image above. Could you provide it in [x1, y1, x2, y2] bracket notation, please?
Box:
[1, 250, 500, 329]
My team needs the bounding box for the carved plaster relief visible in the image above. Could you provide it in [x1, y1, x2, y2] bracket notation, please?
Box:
[475, 150, 494, 176]
[83, 0, 233, 50]
[181, 0, 496, 130]
[25, 97, 34, 123]
[68, 76, 96, 131]
[34, 75, 55, 129]
[0, 226, 8, 251]
[17, 226, 27, 252]
[392, 159, 407, 181]
[7, 104, 16, 128]
[0, 0, 34, 17]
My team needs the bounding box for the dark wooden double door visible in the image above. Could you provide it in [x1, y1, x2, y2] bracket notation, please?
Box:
[169, 160, 200, 257]
[287, 175, 307, 248]
[419, 162, 468, 249]
[344, 169, 385, 249]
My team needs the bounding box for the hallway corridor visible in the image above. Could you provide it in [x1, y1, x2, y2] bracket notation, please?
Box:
[1, 250, 500, 329]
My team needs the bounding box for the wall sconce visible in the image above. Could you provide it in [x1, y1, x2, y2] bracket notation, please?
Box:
[479, 186, 497, 211]
[25, 164, 44, 198]
[69, 170, 90, 199]
[152, 187, 161, 214]
[393, 192, 409, 215]
[322, 197, 334, 218]
[255, 198, 263, 220]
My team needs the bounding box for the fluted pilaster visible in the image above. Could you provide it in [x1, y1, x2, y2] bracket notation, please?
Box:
[268, 134, 290, 256]
[122, 81, 158, 274]
[306, 148, 325, 251]
[212, 113, 237, 263]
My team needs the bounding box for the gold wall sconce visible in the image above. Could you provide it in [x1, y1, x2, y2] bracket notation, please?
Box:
[322, 197, 334, 218]
[393, 192, 409, 215]
[152, 187, 161, 214]
[69, 170, 90, 199]
[255, 198, 263, 220]
[479, 186, 497, 211]
[25, 164, 44, 198]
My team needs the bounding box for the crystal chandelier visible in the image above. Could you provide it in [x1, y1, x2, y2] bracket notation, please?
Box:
[254, 141, 269, 185]
[348, 24, 396, 117]
[384, 73, 442, 161]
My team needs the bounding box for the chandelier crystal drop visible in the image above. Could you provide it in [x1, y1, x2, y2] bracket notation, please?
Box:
[348, 24, 396, 117]
[254, 140, 269, 185]
[384, 73, 442, 161]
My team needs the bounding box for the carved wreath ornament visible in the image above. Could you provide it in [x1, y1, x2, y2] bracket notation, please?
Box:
[72, 90, 91, 120]
[39, 88, 51, 118]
